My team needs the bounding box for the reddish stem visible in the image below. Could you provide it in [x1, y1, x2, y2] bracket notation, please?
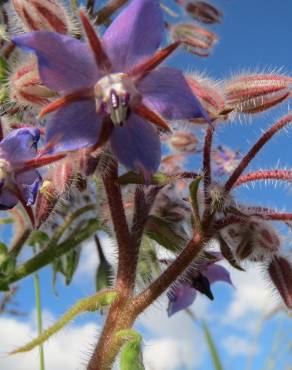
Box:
[132, 231, 207, 315]
[225, 114, 292, 192]
[235, 170, 292, 187]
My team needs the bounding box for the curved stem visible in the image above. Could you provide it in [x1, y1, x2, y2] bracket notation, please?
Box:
[234, 170, 292, 187]
[225, 114, 292, 192]
[132, 231, 207, 315]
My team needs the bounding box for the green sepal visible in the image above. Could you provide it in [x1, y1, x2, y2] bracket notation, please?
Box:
[189, 176, 202, 229]
[218, 235, 245, 271]
[116, 329, 145, 370]
[118, 171, 172, 186]
[145, 215, 187, 252]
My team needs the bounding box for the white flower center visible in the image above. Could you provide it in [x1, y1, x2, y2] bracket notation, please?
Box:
[94, 73, 141, 126]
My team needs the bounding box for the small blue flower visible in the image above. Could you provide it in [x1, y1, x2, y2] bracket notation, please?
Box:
[0, 128, 42, 210]
[167, 253, 233, 316]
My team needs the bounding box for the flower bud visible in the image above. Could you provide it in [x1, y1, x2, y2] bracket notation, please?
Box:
[224, 74, 291, 114]
[169, 23, 218, 57]
[169, 131, 198, 153]
[222, 218, 281, 262]
[185, 1, 223, 24]
[12, 0, 71, 33]
[35, 159, 74, 228]
[186, 75, 227, 123]
[268, 255, 292, 309]
[10, 61, 55, 107]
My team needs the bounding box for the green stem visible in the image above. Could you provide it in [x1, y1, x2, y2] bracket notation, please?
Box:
[2, 219, 100, 288]
[33, 271, 45, 370]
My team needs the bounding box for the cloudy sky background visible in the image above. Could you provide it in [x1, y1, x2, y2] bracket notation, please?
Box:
[1, 0, 292, 369]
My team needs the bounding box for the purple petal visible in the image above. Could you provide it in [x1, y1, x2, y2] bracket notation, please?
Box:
[138, 67, 209, 121]
[0, 189, 18, 210]
[0, 128, 40, 163]
[45, 99, 103, 153]
[110, 113, 161, 175]
[15, 170, 42, 206]
[205, 264, 233, 286]
[103, 0, 164, 71]
[167, 283, 197, 316]
[13, 32, 100, 94]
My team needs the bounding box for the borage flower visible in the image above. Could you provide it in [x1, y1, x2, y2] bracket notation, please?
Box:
[0, 128, 65, 224]
[13, 0, 208, 177]
[167, 253, 233, 316]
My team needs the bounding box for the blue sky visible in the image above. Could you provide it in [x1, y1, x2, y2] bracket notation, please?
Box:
[1, 0, 292, 369]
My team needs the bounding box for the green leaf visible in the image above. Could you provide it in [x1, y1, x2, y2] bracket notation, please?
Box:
[116, 329, 145, 370]
[145, 215, 186, 252]
[118, 171, 171, 185]
[28, 231, 50, 248]
[202, 320, 224, 370]
[218, 236, 245, 271]
[0, 218, 15, 224]
[95, 236, 113, 291]
[0, 57, 8, 84]
[64, 248, 81, 285]
[189, 176, 202, 229]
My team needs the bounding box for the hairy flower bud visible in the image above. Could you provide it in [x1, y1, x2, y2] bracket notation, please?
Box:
[186, 75, 227, 123]
[35, 159, 74, 228]
[12, 0, 71, 33]
[169, 131, 198, 153]
[185, 1, 223, 24]
[224, 74, 291, 115]
[169, 23, 218, 57]
[10, 61, 55, 107]
[222, 218, 281, 262]
[268, 255, 292, 309]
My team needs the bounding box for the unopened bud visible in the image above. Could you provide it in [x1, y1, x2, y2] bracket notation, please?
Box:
[10, 62, 55, 107]
[12, 0, 71, 33]
[35, 180, 58, 228]
[237, 219, 281, 262]
[169, 23, 218, 57]
[35, 160, 74, 228]
[186, 75, 227, 123]
[268, 255, 292, 309]
[169, 131, 198, 153]
[224, 74, 291, 114]
[185, 1, 223, 24]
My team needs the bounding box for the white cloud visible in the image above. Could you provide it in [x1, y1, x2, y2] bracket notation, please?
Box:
[222, 335, 258, 357]
[76, 235, 117, 281]
[143, 337, 192, 370]
[138, 294, 209, 369]
[226, 264, 280, 321]
[0, 315, 99, 370]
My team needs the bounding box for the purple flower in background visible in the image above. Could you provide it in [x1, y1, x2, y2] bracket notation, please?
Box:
[0, 128, 42, 210]
[212, 145, 241, 176]
[13, 0, 208, 177]
[167, 253, 233, 316]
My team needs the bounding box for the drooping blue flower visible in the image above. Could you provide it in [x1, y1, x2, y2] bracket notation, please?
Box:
[167, 253, 233, 316]
[0, 128, 42, 210]
[13, 0, 209, 177]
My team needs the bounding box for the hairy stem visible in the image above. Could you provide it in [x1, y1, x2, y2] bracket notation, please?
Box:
[88, 163, 138, 370]
[132, 231, 207, 315]
[225, 114, 292, 192]
[235, 170, 292, 187]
